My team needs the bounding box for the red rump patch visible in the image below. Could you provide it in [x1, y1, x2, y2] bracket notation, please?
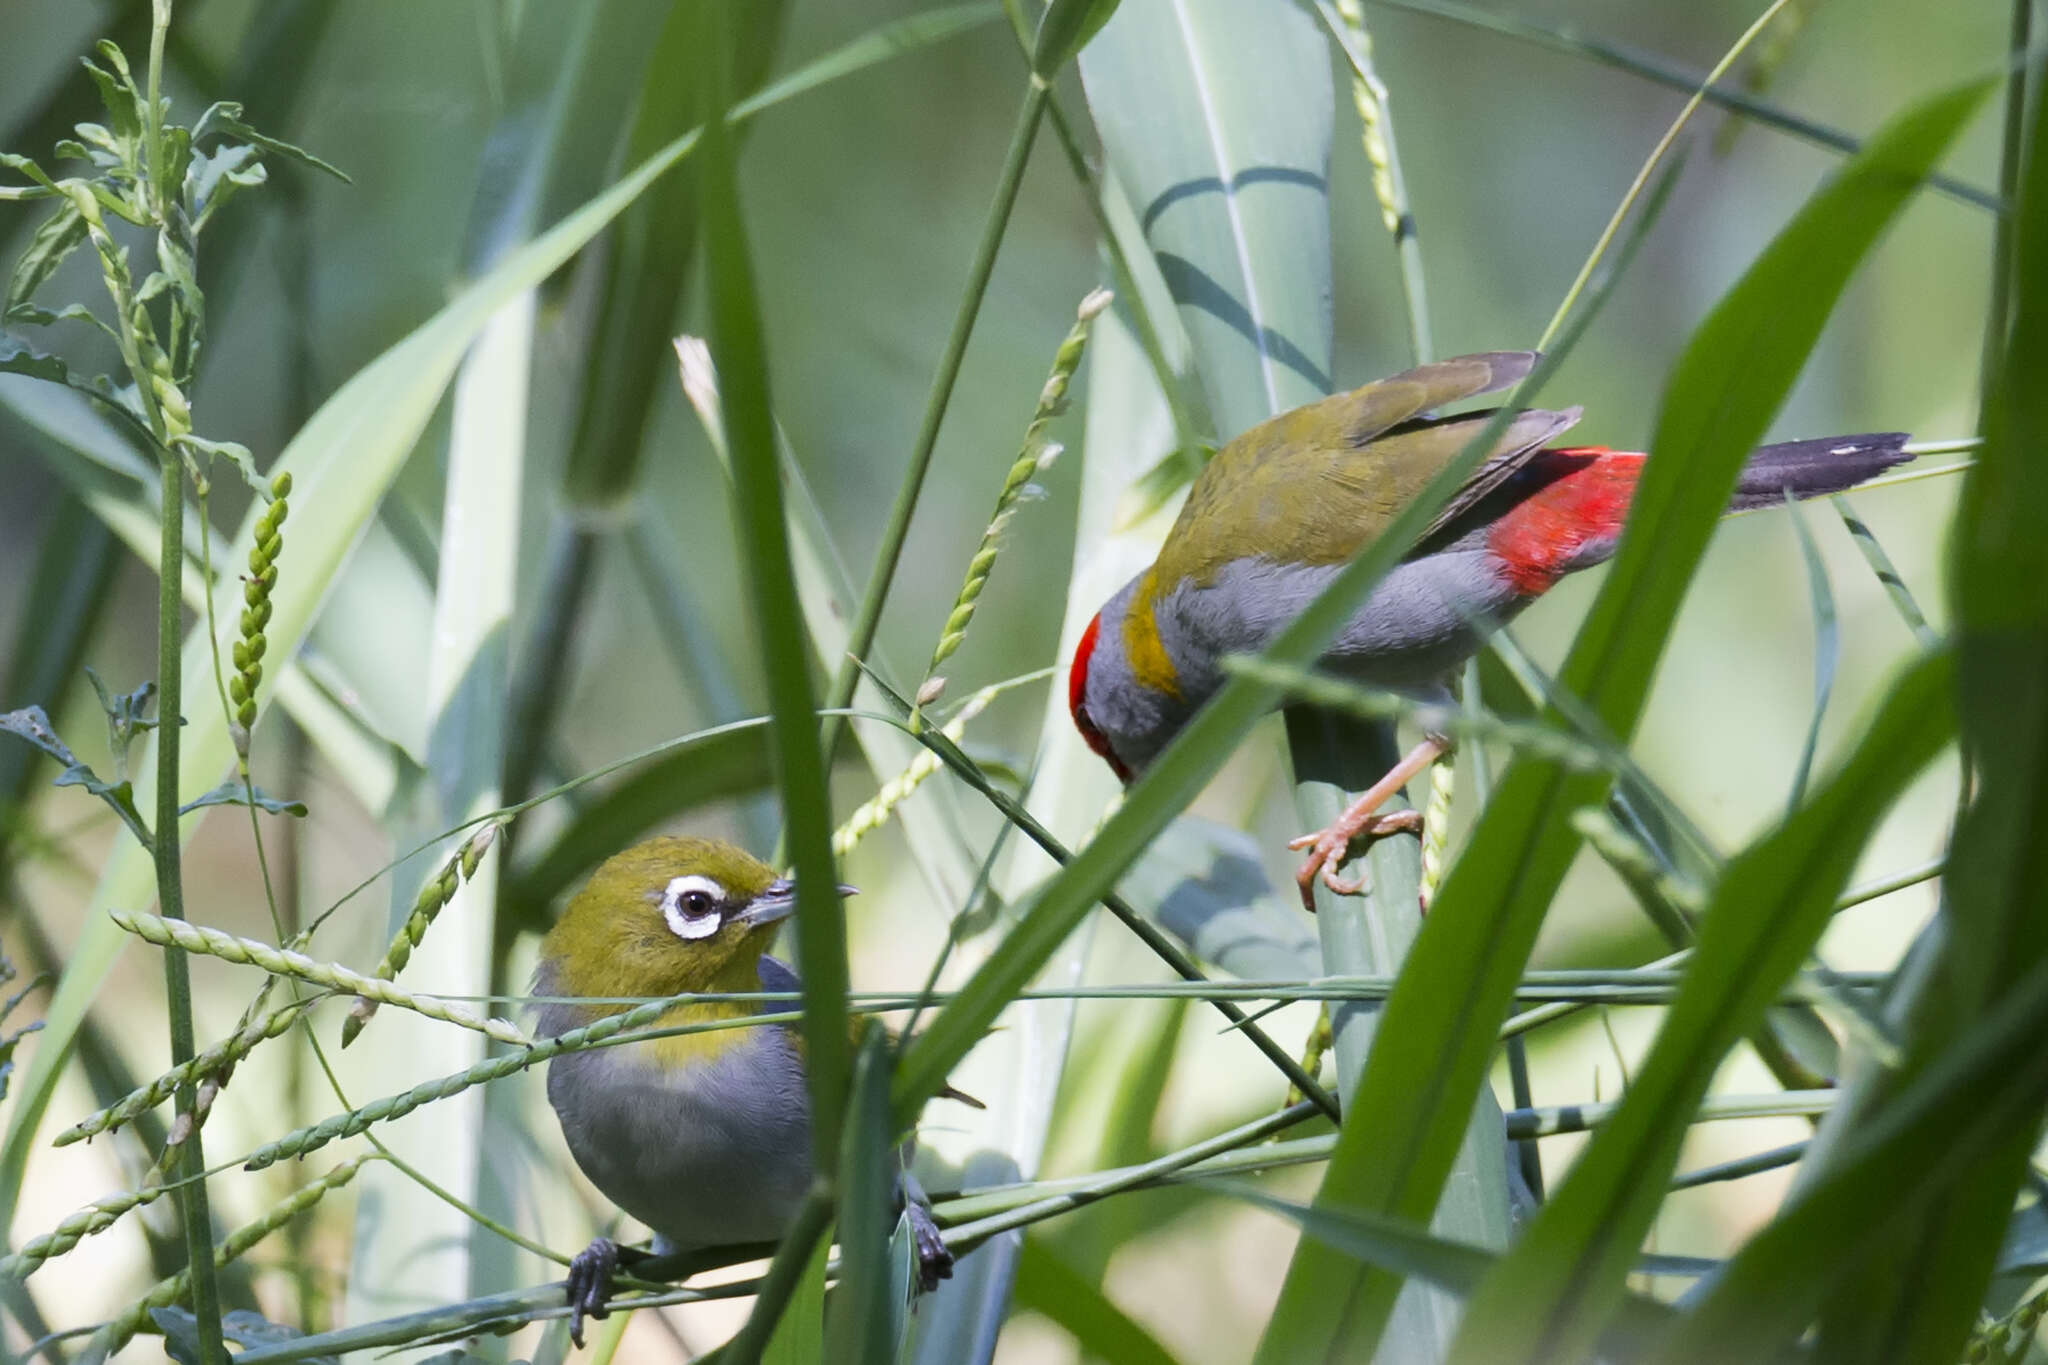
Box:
[1487, 447, 1645, 596]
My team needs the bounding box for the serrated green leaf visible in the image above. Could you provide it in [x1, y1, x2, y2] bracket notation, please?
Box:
[190, 99, 350, 183]
[6, 199, 86, 312]
[174, 434, 264, 493]
[80, 46, 144, 148]
[184, 140, 266, 229]
[177, 780, 308, 819]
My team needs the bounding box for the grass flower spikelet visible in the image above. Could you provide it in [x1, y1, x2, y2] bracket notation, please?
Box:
[912, 288, 1108, 727]
[341, 818, 502, 1047]
[109, 909, 530, 1046]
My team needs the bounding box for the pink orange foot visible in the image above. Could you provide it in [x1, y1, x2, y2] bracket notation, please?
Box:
[1290, 808, 1425, 908]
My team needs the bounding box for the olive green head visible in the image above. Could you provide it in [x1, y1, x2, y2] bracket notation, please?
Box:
[540, 837, 794, 1003]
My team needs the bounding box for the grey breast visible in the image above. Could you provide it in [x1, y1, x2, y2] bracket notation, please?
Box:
[540, 963, 813, 1252]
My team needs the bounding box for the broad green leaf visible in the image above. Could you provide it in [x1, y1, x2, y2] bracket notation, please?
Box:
[1078, 0, 1333, 437]
[1448, 649, 1954, 1365]
[1253, 76, 1990, 1365]
[0, 2, 993, 1240]
[1223, 1185, 1679, 1361]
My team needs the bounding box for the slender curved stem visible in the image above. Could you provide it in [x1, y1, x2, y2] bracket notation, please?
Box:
[819, 79, 1049, 761]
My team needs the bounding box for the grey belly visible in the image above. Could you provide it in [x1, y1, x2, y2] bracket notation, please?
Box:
[546, 1032, 812, 1251]
[1165, 550, 1525, 694]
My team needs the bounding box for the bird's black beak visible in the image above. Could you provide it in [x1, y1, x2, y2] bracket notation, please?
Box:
[737, 878, 857, 928]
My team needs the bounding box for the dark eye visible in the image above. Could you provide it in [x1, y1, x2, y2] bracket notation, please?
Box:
[684, 890, 715, 915]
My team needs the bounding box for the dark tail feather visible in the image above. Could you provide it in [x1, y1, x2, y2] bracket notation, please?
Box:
[1729, 432, 1913, 512]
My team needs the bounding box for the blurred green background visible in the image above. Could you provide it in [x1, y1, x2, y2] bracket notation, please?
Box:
[0, 0, 1997, 1358]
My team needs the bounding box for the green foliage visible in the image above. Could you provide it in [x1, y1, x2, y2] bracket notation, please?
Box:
[0, 2, 2021, 1362]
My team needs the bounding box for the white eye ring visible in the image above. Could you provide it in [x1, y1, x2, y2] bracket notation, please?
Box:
[661, 874, 725, 940]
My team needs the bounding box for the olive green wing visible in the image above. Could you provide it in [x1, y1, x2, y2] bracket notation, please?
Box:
[1156, 352, 1580, 584]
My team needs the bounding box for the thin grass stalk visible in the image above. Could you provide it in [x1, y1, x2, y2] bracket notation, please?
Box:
[818, 77, 1049, 763]
[1537, 0, 1797, 349]
[136, 4, 223, 1349]
[877, 681, 1341, 1118]
[834, 684, 1000, 858]
[1365, 0, 2001, 214]
[108, 910, 529, 1045]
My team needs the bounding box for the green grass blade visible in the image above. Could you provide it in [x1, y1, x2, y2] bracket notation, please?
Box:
[1251, 75, 1990, 1365]
[1225, 1184, 1684, 1361]
[697, 3, 850, 1174]
[1781, 496, 1838, 811]
[1012, 1236, 1183, 1365]
[1370, 0, 2000, 215]
[1446, 648, 1954, 1365]
[825, 1028, 897, 1364]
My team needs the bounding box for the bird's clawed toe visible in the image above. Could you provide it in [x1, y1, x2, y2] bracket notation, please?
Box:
[1290, 808, 1426, 910]
[566, 1236, 622, 1349]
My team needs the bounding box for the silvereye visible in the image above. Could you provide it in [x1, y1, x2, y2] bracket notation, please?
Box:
[534, 836, 958, 1345]
[1067, 352, 1911, 903]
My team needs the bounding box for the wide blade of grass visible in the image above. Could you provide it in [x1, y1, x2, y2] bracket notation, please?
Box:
[1078, 0, 1334, 427]
[1447, 649, 1953, 1365]
[1251, 75, 1990, 1365]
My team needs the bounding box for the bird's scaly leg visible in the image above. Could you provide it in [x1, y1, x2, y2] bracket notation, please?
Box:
[1289, 734, 1449, 910]
[564, 1236, 651, 1348]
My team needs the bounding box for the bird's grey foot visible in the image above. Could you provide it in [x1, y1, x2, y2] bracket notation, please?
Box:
[566, 1237, 650, 1348]
[1288, 809, 1425, 907]
[898, 1171, 954, 1293]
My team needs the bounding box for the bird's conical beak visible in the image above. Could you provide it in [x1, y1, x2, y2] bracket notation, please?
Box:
[737, 878, 857, 928]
